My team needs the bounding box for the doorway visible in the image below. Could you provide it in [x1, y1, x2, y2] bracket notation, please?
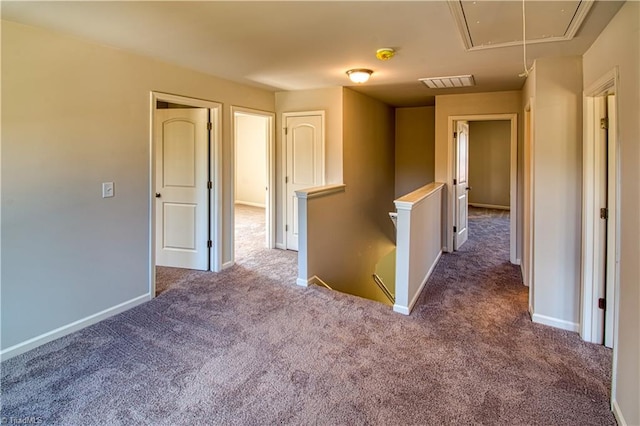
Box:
[448, 114, 518, 263]
[581, 68, 619, 350]
[231, 107, 275, 263]
[150, 92, 222, 296]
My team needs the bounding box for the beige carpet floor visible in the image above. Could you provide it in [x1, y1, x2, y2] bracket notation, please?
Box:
[1, 206, 614, 425]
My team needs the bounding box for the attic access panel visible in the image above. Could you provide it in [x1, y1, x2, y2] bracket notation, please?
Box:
[449, 0, 593, 50]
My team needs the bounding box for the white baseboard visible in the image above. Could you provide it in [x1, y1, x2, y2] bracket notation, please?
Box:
[276, 243, 286, 250]
[393, 304, 410, 315]
[222, 260, 235, 270]
[297, 275, 333, 290]
[513, 258, 521, 266]
[234, 201, 265, 208]
[0, 293, 151, 361]
[612, 398, 627, 426]
[469, 203, 510, 210]
[531, 313, 579, 332]
[394, 250, 442, 315]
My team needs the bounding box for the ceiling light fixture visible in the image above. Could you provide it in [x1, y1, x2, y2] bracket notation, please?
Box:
[346, 69, 373, 84]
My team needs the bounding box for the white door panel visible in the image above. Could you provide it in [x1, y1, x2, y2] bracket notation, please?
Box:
[285, 114, 324, 251]
[155, 108, 209, 270]
[454, 121, 469, 250]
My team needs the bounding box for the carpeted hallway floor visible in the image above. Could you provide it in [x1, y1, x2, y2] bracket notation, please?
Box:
[1, 206, 614, 425]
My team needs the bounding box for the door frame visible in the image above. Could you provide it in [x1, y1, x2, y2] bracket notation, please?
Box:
[447, 114, 518, 264]
[230, 106, 276, 258]
[281, 110, 326, 250]
[149, 92, 222, 296]
[523, 99, 535, 316]
[580, 67, 620, 347]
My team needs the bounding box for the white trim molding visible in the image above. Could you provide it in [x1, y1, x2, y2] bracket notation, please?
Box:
[612, 399, 627, 426]
[295, 183, 346, 200]
[447, 0, 593, 51]
[394, 251, 442, 315]
[446, 114, 518, 265]
[580, 67, 619, 344]
[531, 313, 579, 333]
[149, 91, 223, 280]
[231, 106, 276, 253]
[469, 203, 510, 210]
[0, 294, 151, 361]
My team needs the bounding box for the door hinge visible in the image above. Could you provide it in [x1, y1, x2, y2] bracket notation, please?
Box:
[453, 226, 457, 233]
[207, 181, 213, 189]
[285, 176, 289, 184]
[600, 208, 608, 220]
[598, 298, 606, 310]
[207, 122, 212, 131]
[453, 178, 457, 185]
[207, 240, 212, 248]
[284, 127, 288, 135]
[285, 225, 289, 232]
[453, 131, 457, 138]
[600, 118, 608, 130]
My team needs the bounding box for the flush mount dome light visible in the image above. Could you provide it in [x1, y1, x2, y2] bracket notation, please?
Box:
[346, 69, 373, 84]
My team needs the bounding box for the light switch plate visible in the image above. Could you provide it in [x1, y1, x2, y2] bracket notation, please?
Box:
[102, 182, 114, 198]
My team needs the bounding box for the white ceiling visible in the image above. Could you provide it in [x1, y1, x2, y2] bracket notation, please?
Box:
[1, 1, 624, 107]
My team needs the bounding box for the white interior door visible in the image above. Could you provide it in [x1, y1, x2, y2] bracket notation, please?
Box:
[155, 108, 209, 270]
[454, 121, 470, 250]
[285, 113, 324, 251]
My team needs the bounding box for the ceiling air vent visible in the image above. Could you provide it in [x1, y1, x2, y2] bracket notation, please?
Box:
[419, 75, 475, 89]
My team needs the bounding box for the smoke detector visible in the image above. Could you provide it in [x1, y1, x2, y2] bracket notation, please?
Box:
[419, 75, 475, 89]
[376, 48, 396, 61]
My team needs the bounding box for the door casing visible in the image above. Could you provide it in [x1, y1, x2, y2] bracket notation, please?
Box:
[231, 106, 276, 258]
[149, 92, 222, 296]
[581, 68, 620, 348]
[446, 114, 518, 264]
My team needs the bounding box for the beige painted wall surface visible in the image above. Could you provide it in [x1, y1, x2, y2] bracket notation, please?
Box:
[235, 114, 267, 207]
[530, 56, 583, 328]
[306, 88, 396, 303]
[583, 2, 640, 423]
[275, 87, 343, 247]
[1, 20, 275, 350]
[468, 120, 511, 207]
[395, 106, 435, 198]
[434, 91, 523, 257]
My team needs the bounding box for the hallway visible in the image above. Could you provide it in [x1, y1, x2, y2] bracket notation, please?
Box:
[1, 209, 614, 424]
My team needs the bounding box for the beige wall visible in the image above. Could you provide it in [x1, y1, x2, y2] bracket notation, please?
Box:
[527, 56, 583, 329]
[395, 106, 435, 197]
[235, 114, 267, 207]
[468, 120, 511, 208]
[583, 2, 640, 423]
[434, 91, 523, 257]
[306, 88, 396, 303]
[274, 87, 343, 247]
[1, 20, 275, 351]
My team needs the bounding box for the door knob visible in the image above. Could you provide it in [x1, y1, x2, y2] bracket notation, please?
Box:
[155, 193, 161, 198]
[465, 187, 472, 191]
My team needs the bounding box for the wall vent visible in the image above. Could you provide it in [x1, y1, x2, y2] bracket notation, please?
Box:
[419, 75, 475, 89]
